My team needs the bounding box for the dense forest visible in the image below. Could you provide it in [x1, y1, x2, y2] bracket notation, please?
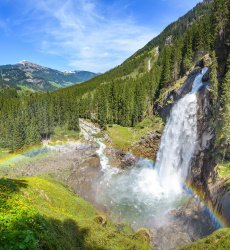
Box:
[0, 0, 229, 153]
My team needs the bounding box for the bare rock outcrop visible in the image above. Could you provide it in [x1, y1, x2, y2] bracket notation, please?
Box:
[131, 131, 162, 160]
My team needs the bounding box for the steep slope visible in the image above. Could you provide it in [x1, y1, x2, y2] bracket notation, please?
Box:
[56, 0, 224, 129]
[0, 61, 98, 92]
[61, 0, 213, 96]
[179, 228, 230, 250]
[0, 0, 229, 156]
[0, 176, 151, 249]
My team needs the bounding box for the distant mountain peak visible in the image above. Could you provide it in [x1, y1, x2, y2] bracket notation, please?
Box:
[0, 62, 98, 92]
[17, 60, 40, 66]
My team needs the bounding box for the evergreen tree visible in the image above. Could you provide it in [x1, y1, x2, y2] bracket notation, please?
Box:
[182, 31, 193, 73]
[212, 0, 229, 40]
[67, 106, 80, 131]
[25, 119, 41, 146]
[221, 70, 230, 157]
[12, 118, 25, 151]
[210, 51, 219, 107]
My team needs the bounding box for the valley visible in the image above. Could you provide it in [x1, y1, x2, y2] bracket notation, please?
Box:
[0, 61, 98, 92]
[0, 0, 229, 249]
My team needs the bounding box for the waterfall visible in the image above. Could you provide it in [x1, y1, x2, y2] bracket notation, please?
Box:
[156, 67, 208, 194]
[96, 67, 210, 231]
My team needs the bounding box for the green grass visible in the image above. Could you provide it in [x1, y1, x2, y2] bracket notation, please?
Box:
[0, 176, 152, 250]
[106, 116, 163, 152]
[48, 81, 62, 88]
[50, 126, 80, 143]
[178, 228, 230, 250]
[216, 162, 230, 188]
[216, 162, 230, 179]
[17, 84, 35, 92]
[0, 148, 10, 160]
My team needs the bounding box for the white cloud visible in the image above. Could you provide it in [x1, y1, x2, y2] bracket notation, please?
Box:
[21, 0, 156, 72]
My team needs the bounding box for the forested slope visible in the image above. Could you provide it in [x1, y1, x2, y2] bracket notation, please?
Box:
[0, 61, 98, 92]
[0, 0, 229, 155]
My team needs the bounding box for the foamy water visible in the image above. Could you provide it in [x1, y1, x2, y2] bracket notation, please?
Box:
[96, 68, 208, 229]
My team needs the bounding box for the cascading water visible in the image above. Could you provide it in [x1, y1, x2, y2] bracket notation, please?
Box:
[156, 67, 208, 195]
[96, 67, 209, 230]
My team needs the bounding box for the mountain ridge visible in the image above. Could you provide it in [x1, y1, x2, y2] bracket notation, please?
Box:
[0, 60, 98, 92]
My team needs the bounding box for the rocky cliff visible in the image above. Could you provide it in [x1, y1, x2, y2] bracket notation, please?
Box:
[156, 61, 230, 226]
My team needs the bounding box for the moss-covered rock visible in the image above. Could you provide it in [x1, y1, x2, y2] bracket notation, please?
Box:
[179, 228, 230, 250]
[135, 228, 151, 243]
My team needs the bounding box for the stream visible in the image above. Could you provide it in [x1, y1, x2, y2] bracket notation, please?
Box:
[0, 68, 220, 249]
[80, 68, 219, 249]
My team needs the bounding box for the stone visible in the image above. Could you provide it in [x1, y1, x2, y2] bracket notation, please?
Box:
[79, 155, 100, 169]
[94, 214, 107, 226]
[135, 228, 151, 243]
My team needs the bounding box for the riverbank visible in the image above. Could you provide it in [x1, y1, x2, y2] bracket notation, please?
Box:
[0, 119, 226, 249]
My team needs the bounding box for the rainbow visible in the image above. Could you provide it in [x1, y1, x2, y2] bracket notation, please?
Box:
[185, 181, 228, 228]
[0, 144, 228, 228]
[0, 144, 44, 167]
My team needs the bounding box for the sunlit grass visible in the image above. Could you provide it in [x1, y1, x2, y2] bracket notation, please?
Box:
[179, 228, 230, 250]
[106, 116, 163, 152]
[50, 126, 80, 144]
[0, 176, 152, 250]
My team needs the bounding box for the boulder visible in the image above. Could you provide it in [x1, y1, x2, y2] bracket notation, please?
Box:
[135, 228, 151, 243]
[79, 154, 100, 169]
[196, 54, 212, 68]
[94, 214, 107, 226]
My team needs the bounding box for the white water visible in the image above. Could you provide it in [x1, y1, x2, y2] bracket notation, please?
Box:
[155, 67, 208, 197]
[95, 67, 208, 229]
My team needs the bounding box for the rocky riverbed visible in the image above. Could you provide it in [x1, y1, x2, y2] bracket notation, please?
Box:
[0, 119, 222, 250]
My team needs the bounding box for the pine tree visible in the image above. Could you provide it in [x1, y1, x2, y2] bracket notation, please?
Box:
[182, 31, 193, 73]
[12, 117, 25, 151]
[67, 106, 80, 131]
[212, 0, 229, 40]
[161, 46, 172, 85]
[221, 70, 230, 158]
[25, 119, 41, 146]
[210, 51, 219, 107]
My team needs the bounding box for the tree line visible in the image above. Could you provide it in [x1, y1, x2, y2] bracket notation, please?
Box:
[0, 0, 229, 152]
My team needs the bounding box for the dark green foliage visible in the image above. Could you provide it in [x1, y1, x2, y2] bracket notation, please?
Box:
[210, 51, 219, 107]
[0, 90, 80, 151]
[0, 0, 229, 152]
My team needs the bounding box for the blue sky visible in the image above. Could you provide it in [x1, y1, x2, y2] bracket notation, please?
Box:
[0, 0, 201, 72]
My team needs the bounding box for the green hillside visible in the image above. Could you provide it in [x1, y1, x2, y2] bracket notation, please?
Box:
[0, 0, 229, 157]
[0, 176, 151, 250]
[0, 61, 98, 92]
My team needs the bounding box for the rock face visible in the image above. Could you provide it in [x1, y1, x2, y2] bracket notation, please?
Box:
[66, 154, 102, 204]
[151, 198, 216, 250]
[156, 65, 230, 226]
[155, 68, 201, 122]
[132, 131, 162, 160]
[188, 84, 216, 197]
[156, 66, 215, 196]
[209, 179, 230, 226]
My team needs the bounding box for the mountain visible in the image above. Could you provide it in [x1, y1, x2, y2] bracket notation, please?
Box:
[0, 61, 98, 92]
[0, 0, 229, 248]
